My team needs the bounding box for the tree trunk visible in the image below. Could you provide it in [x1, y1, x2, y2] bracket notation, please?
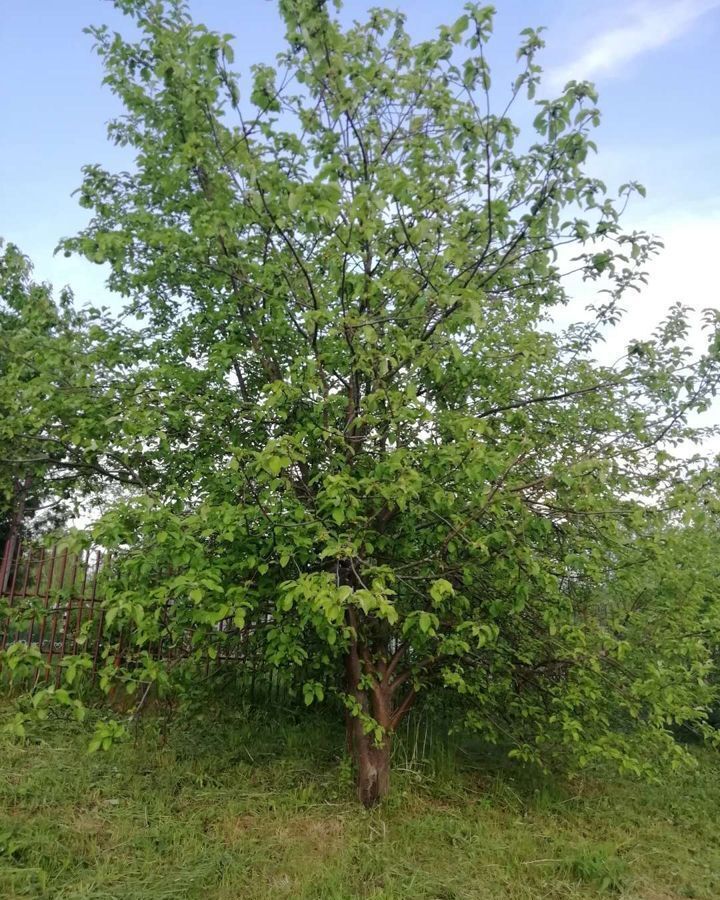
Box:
[344, 607, 416, 807]
[345, 645, 396, 807]
[355, 730, 392, 807]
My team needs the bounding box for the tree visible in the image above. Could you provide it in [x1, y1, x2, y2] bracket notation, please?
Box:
[0, 241, 98, 561]
[33, 0, 720, 804]
[0, 239, 154, 567]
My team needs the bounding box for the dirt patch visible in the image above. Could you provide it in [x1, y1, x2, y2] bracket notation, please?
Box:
[68, 810, 108, 835]
[211, 813, 260, 845]
[272, 814, 346, 859]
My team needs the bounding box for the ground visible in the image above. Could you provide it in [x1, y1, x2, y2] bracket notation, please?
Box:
[0, 700, 718, 900]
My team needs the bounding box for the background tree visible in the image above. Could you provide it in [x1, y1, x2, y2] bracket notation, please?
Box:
[0, 241, 98, 570]
[18, 0, 719, 804]
[0, 239, 153, 570]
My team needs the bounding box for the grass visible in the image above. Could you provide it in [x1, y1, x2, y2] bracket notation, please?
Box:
[0, 698, 719, 900]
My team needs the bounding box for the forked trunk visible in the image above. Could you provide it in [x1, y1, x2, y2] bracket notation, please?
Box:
[344, 612, 416, 807]
[345, 647, 395, 807]
[355, 730, 392, 807]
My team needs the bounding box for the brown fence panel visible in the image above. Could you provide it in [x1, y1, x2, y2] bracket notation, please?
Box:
[0, 538, 254, 689]
[0, 541, 108, 683]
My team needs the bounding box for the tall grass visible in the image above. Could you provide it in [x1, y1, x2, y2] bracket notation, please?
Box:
[1, 692, 719, 899]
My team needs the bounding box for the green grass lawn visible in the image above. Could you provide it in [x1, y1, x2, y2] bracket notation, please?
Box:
[0, 700, 718, 900]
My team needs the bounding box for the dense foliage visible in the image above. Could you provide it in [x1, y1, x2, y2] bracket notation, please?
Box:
[1, 244, 97, 546]
[2, 0, 720, 804]
[0, 241, 151, 549]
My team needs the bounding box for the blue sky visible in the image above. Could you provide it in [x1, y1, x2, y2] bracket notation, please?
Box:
[1, 0, 719, 348]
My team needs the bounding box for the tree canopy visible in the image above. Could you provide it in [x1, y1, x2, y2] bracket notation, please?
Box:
[3, 0, 720, 805]
[0, 239, 153, 555]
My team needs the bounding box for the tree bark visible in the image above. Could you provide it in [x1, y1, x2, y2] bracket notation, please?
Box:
[345, 637, 400, 807]
[344, 601, 417, 806]
[355, 729, 392, 807]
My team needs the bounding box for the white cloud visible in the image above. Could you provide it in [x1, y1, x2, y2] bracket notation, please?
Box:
[535, 212, 720, 462]
[553, 212, 720, 356]
[546, 0, 720, 90]
[550, 212, 720, 450]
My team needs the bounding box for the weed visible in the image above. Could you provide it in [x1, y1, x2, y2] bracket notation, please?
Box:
[561, 846, 629, 893]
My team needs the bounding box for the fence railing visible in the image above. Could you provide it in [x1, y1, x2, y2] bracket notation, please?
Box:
[0, 539, 108, 681]
[0, 538, 289, 702]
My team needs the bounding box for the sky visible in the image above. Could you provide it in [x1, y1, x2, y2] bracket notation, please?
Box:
[1, 0, 719, 368]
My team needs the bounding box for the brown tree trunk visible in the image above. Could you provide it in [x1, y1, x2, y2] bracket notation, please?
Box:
[345, 642, 402, 807]
[344, 605, 417, 807]
[355, 730, 392, 807]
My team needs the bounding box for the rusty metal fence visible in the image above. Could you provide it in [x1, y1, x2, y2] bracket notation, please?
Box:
[0, 537, 297, 708]
[0, 539, 108, 682]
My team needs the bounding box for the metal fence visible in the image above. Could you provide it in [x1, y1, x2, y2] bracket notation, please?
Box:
[0, 538, 286, 700]
[0, 539, 107, 682]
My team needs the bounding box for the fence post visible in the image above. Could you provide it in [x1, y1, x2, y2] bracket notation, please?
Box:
[0, 538, 22, 651]
[0, 536, 14, 595]
[44, 548, 69, 681]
